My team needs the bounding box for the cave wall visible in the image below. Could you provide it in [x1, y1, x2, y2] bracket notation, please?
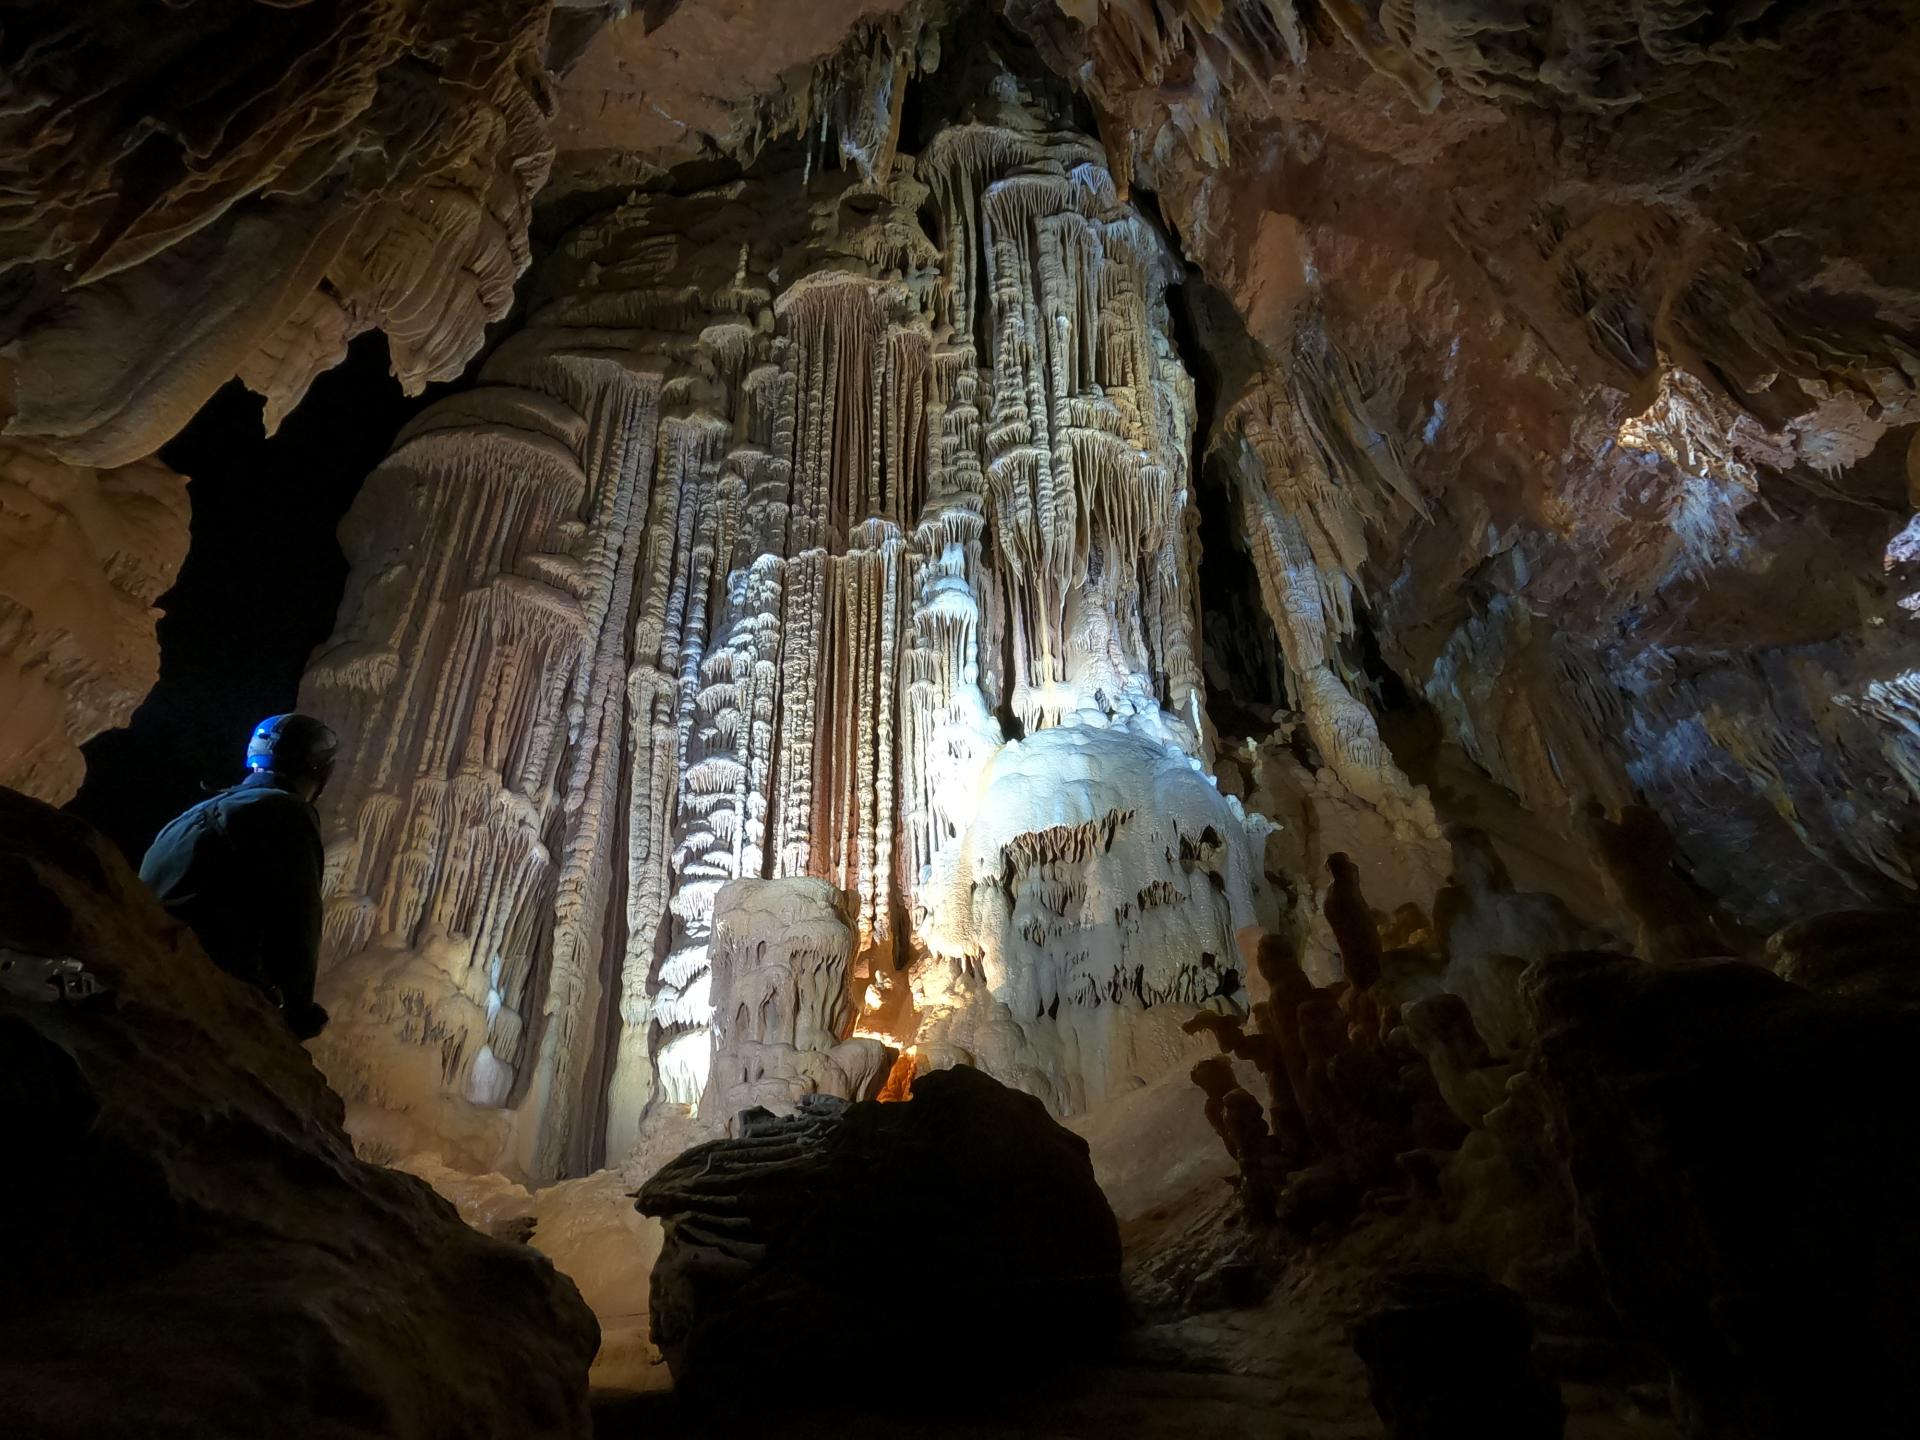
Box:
[264, 0, 1920, 1185]
[0, 0, 556, 468]
[1007, 0, 1920, 924]
[1, 6, 1917, 1428]
[0, 439, 187, 801]
[7, 0, 1918, 1192]
[0, 0, 572, 812]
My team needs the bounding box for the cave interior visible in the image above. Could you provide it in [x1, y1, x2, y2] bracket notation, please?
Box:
[3, 2, 1919, 1437]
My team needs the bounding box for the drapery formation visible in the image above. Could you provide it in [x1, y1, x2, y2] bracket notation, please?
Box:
[302, 93, 1261, 1178]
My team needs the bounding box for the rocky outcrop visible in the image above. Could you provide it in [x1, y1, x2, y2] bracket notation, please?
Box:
[0, 788, 599, 1439]
[550, 0, 931, 193]
[0, 438, 188, 802]
[1004, 0, 1920, 931]
[0, 0, 559, 468]
[636, 1064, 1125, 1397]
[1524, 950, 1920, 1439]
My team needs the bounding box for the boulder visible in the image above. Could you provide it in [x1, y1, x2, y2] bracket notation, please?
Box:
[1767, 907, 1920, 1004]
[1523, 951, 1920, 1439]
[0, 789, 599, 1439]
[638, 1064, 1126, 1397]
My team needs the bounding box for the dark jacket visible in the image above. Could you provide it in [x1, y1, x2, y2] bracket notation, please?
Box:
[139, 771, 326, 1035]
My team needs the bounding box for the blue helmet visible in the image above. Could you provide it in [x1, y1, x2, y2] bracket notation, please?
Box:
[245, 713, 339, 782]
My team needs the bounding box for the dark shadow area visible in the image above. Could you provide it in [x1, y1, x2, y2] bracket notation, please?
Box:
[67, 333, 445, 862]
[1164, 271, 1289, 739]
[590, 1365, 1327, 1440]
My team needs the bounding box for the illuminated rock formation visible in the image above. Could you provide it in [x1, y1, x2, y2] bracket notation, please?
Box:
[0, 439, 188, 803]
[1215, 355, 1435, 833]
[551, 0, 932, 192]
[0, 0, 558, 468]
[696, 876, 892, 1130]
[4, 3, 1920, 1433]
[299, 62, 1275, 1177]
[914, 724, 1263, 1114]
[1008, 0, 1920, 930]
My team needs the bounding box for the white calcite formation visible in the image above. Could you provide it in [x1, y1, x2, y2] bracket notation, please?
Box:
[1215, 350, 1438, 838]
[301, 79, 1282, 1178]
[915, 725, 1262, 1114]
[698, 876, 891, 1131]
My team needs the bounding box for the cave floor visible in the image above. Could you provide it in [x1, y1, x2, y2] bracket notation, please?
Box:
[592, 1361, 1673, 1439]
[591, 1366, 1379, 1440]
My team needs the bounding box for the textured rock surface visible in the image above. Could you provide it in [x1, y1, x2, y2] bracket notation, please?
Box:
[5, 3, 1919, 1431]
[636, 1064, 1125, 1396]
[0, 437, 188, 802]
[697, 875, 892, 1129]
[1004, 0, 1920, 931]
[0, 788, 599, 1439]
[1525, 951, 1920, 1439]
[300, 39, 1279, 1179]
[0, 0, 559, 467]
[550, 0, 926, 192]
[402, 1159, 668, 1395]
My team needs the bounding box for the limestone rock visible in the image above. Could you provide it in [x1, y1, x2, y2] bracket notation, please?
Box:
[636, 1064, 1125, 1397]
[1006, 0, 1920, 933]
[1433, 826, 1622, 1056]
[298, 56, 1269, 1179]
[0, 438, 188, 802]
[698, 875, 889, 1128]
[0, 0, 558, 467]
[550, 0, 926, 191]
[0, 788, 599, 1439]
[1524, 951, 1920, 1438]
[401, 1159, 669, 1396]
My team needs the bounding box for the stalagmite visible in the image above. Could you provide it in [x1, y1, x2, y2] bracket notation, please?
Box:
[697, 877, 891, 1129]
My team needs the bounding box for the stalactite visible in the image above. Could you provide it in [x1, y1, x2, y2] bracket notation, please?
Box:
[1213, 336, 1439, 838]
[304, 77, 1285, 1174]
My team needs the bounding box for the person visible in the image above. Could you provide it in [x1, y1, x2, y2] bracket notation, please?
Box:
[140, 713, 337, 1039]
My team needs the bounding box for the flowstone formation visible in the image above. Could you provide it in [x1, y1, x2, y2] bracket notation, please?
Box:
[1007, 0, 1920, 928]
[300, 59, 1276, 1178]
[698, 876, 892, 1129]
[0, 0, 574, 814]
[0, 0, 559, 469]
